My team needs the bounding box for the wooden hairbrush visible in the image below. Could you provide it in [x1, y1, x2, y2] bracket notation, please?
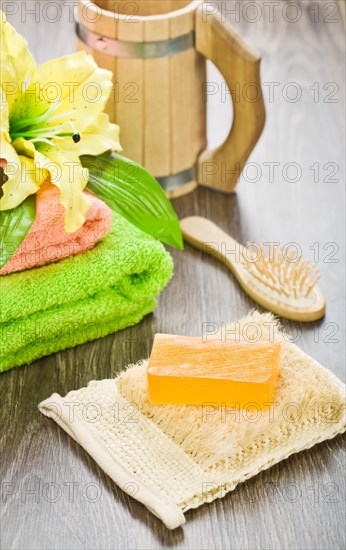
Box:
[180, 216, 326, 322]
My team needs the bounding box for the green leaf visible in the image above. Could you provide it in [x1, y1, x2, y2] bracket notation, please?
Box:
[0, 195, 36, 270]
[81, 152, 183, 249]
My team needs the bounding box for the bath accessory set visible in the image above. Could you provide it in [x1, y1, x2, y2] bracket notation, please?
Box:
[1, 4, 343, 536]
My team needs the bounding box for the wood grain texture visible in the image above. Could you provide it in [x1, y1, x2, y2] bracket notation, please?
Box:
[76, 0, 265, 194]
[0, 1, 345, 549]
[196, 4, 266, 192]
[77, 0, 206, 190]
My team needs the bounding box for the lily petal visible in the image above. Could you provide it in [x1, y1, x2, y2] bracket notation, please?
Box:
[10, 51, 113, 133]
[12, 136, 36, 157]
[0, 88, 10, 138]
[35, 142, 91, 233]
[0, 137, 45, 210]
[54, 113, 121, 157]
[0, 11, 36, 114]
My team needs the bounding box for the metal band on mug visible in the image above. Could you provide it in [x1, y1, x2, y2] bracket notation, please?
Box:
[157, 166, 197, 191]
[76, 21, 195, 59]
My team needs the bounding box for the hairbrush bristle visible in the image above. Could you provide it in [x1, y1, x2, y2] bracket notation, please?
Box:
[242, 244, 320, 300]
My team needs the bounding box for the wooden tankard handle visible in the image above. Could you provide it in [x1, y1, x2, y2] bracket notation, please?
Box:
[196, 4, 266, 192]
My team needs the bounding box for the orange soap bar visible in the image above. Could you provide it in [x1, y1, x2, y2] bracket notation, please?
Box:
[147, 335, 281, 409]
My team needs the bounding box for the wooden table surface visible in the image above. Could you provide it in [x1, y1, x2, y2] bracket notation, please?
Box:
[1, 1, 345, 549]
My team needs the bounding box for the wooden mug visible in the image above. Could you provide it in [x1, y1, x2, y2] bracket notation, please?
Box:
[76, 1, 265, 197]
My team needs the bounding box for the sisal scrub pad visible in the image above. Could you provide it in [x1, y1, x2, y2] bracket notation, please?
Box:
[39, 312, 346, 530]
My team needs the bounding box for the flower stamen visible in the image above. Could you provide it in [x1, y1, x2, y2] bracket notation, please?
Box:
[10, 114, 82, 145]
[10, 100, 61, 132]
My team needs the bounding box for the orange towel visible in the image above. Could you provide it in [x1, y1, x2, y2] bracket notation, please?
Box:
[1, 181, 112, 275]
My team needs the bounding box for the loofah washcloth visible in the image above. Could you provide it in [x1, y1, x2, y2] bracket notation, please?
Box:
[39, 312, 346, 530]
[0, 214, 173, 373]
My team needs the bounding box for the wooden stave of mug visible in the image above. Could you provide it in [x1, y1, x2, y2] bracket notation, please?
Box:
[76, 1, 265, 198]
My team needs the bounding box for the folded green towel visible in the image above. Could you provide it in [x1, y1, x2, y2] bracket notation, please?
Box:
[0, 214, 173, 373]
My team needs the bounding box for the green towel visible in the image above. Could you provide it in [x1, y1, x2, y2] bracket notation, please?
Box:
[0, 214, 173, 373]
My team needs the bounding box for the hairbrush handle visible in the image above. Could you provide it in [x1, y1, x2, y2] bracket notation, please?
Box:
[180, 216, 244, 272]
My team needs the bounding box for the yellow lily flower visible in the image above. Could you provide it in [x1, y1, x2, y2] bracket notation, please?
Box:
[0, 11, 121, 232]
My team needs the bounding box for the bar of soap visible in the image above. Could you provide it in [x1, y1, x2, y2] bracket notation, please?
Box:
[147, 335, 281, 409]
